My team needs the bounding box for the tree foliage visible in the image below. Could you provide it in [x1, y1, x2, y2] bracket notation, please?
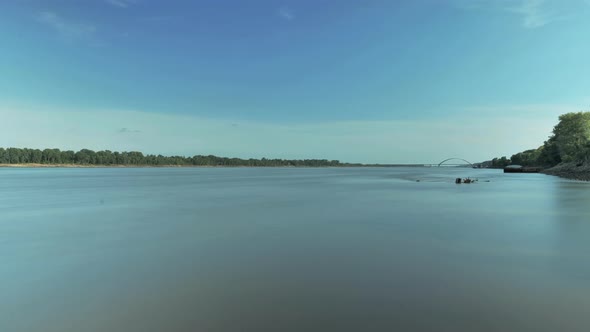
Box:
[536, 137, 561, 166]
[491, 156, 511, 168]
[510, 148, 542, 167]
[0, 148, 352, 167]
[491, 111, 590, 167]
[551, 112, 590, 162]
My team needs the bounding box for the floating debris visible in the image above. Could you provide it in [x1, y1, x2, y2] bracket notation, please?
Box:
[455, 177, 478, 184]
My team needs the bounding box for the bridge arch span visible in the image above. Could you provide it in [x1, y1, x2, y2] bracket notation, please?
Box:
[437, 158, 474, 167]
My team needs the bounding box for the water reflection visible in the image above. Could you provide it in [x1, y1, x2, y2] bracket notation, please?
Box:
[549, 180, 590, 283]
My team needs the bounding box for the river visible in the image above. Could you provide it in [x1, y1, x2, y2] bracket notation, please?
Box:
[1, 167, 589, 331]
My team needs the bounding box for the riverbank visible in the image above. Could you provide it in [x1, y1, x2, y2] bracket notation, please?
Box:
[0, 164, 190, 168]
[541, 162, 590, 181]
[0, 164, 359, 168]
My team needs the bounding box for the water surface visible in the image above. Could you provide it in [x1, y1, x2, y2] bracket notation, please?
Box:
[1, 167, 590, 331]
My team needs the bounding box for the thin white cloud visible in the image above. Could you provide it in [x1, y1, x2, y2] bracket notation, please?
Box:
[454, 0, 577, 29]
[105, 0, 137, 8]
[119, 128, 142, 134]
[507, 0, 561, 28]
[37, 11, 96, 41]
[278, 7, 295, 21]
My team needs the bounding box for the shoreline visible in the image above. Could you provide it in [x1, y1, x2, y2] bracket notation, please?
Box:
[541, 162, 590, 181]
[0, 163, 195, 168]
[0, 163, 365, 168]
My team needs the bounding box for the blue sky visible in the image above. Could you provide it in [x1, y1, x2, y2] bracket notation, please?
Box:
[1, 0, 589, 163]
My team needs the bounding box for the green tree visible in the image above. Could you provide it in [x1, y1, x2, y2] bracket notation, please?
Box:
[511, 148, 542, 167]
[552, 112, 590, 162]
[536, 138, 561, 166]
[491, 156, 511, 168]
[0, 147, 347, 167]
[75, 149, 96, 164]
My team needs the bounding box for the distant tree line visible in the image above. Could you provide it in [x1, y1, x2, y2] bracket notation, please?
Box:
[491, 111, 590, 168]
[0, 147, 354, 167]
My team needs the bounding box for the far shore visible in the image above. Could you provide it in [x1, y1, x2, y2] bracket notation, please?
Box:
[0, 163, 269, 168]
[1, 164, 178, 168]
[0, 163, 362, 168]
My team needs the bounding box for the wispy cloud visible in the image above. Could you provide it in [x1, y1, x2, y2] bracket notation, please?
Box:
[455, 0, 576, 29]
[119, 128, 142, 134]
[37, 11, 96, 41]
[105, 0, 137, 8]
[278, 7, 295, 21]
[507, 0, 561, 28]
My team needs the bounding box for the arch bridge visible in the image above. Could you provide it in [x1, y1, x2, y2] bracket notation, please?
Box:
[435, 158, 474, 167]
